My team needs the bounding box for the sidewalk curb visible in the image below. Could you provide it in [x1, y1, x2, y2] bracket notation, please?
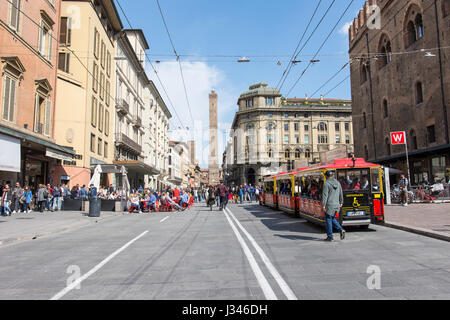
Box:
[382, 221, 450, 242]
[0, 212, 121, 247]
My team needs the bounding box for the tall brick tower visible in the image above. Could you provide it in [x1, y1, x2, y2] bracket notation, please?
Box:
[209, 90, 220, 185]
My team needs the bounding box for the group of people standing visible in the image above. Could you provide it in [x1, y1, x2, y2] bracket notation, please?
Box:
[0, 181, 100, 216]
[201, 182, 262, 211]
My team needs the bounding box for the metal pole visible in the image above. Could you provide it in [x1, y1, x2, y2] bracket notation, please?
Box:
[405, 135, 412, 190]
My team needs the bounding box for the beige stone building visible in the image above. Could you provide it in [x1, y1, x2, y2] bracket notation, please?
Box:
[348, 0, 450, 184]
[53, 0, 122, 187]
[225, 83, 354, 185]
[168, 140, 190, 188]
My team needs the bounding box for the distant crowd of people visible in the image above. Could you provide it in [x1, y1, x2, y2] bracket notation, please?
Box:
[0, 179, 264, 216]
[0, 181, 105, 216]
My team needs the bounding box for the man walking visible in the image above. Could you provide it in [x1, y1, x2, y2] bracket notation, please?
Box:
[12, 182, 24, 213]
[398, 174, 409, 207]
[322, 171, 345, 242]
[218, 181, 228, 211]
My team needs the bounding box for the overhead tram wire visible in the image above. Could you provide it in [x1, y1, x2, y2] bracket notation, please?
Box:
[323, 74, 350, 97]
[278, 0, 338, 93]
[115, 0, 187, 130]
[154, 0, 195, 126]
[275, 0, 323, 90]
[286, 0, 355, 97]
[309, 62, 349, 97]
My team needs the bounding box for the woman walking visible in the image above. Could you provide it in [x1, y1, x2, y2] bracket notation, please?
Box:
[207, 185, 216, 211]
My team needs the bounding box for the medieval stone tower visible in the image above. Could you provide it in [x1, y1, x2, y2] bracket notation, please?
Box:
[209, 90, 220, 185]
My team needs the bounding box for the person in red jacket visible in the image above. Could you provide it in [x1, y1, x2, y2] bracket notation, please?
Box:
[173, 188, 180, 199]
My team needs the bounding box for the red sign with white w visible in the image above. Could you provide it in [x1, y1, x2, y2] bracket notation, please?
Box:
[391, 131, 406, 145]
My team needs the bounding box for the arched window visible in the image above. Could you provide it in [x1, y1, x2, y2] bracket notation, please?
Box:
[285, 149, 291, 159]
[318, 122, 327, 131]
[383, 99, 388, 118]
[295, 149, 301, 159]
[268, 149, 273, 158]
[406, 20, 417, 46]
[410, 129, 418, 150]
[378, 34, 393, 69]
[246, 123, 254, 131]
[364, 145, 369, 160]
[267, 122, 275, 131]
[416, 82, 424, 104]
[305, 149, 311, 159]
[363, 112, 367, 129]
[360, 60, 369, 83]
[415, 14, 424, 39]
[404, 5, 423, 48]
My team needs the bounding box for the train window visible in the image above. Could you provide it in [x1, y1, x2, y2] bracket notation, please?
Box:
[300, 175, 323, 200]
[371, 169, 381, 192]
[279, 180, 292, 195]
[337, 169, 370, 191]
[265, 181, 274, 193]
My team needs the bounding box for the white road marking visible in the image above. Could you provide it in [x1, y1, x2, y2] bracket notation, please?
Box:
[223, 210, 278, 300]
[50, 231, 149, 300]
[226, 207, 298, 300]
[160, 217, 170, 223]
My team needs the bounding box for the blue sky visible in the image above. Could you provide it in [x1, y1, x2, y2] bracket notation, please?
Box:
[117, 0, 367, 167]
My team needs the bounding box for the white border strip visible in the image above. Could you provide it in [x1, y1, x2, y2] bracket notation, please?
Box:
[223, 210, 278, 300]
[160, 217, 170, 223]
[50, 231, 149, 300]
[226, 208, 298, 300]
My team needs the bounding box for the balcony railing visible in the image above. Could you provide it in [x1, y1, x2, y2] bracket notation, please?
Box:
[115, 132, 142, 155]
[116, 98, 130, 115]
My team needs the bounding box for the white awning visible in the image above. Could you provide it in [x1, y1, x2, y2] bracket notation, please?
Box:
[46, 148, 73, 161]
[0, 133, 20, 172]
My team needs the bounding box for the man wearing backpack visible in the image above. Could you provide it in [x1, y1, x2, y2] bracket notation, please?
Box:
[37, 185, 48, 213]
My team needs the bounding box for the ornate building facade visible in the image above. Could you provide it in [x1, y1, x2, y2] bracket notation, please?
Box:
[225, 83, 354, 186]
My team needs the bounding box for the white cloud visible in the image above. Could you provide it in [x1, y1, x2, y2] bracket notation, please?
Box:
[147, 61, 237, 168]
[339, 21, 353, 36]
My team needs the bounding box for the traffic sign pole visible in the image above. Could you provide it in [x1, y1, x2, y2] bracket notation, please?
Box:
[405, 136, 412, 190]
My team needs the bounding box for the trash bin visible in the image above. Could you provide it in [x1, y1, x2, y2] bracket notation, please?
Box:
[88, 198, 101, 217]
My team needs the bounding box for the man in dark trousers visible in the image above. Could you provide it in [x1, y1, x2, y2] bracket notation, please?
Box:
[322, 171, 345, 242]
[217, 181, 228, 211]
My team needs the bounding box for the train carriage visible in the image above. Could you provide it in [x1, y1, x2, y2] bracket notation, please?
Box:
[276, 172, 297, 216]
[261, 158, 385, 230]
[296, 158, 385, 228]
[261, 174, 278, 209]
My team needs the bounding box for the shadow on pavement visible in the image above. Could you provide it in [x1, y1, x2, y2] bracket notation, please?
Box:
[245, 204, 378, 236]
[274, 234, 323, 241]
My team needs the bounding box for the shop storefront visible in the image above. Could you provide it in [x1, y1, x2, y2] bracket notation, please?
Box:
[113, 160, 160, 190]
[0, 127, 75, 190]
[374, 145, 450, 185]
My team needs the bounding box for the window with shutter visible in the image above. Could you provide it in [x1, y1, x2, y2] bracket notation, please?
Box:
[9, 0, 20, 31]
[44, 100, 51, 136]
[3, 77, 11, 121]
